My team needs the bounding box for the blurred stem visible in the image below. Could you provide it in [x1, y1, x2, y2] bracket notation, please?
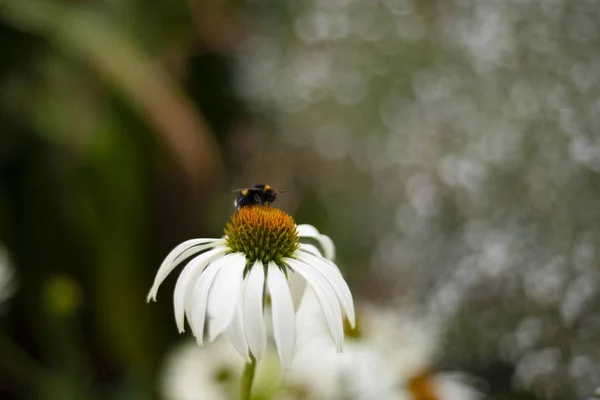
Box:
[0, 330, 48, 387]
[240, 354, 257, 400]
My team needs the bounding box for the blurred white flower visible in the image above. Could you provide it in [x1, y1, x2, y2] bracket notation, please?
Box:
[0, 246, 17, 309]
[162, 338, 293, 400]
[423, 372, 482, 400]
[148, 206, 354, 367]
[288, 290, 482, 400]
[161, 340, 242, 400]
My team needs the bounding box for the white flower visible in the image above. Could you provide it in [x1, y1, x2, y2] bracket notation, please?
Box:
[288, 290, 482, 400]
[161, 338, 288, 400]
[161, 340, 241, 400]
[147, 206, 354, 368]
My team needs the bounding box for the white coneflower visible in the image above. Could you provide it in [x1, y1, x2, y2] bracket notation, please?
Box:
[147, 206, 354, 368]
[288, 290, 481, 400]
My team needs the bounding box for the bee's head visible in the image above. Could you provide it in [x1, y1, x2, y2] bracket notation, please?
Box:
[263, 184, 279, 195]
[262, 184, 279, 203]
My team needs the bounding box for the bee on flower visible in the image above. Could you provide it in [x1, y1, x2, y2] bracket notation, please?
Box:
[147, 186, 354, 370]
[233, 184, 280, 210]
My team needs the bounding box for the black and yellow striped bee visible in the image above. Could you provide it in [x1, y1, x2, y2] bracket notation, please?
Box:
[233, 184, 280, 211]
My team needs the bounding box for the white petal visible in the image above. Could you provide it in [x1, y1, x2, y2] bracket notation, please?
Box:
[190, 253, 235, 346]
[172, 238, 227, 267]
[298, 245, 340, 273]
[287, 269, 307, 311]
[267, 262, 296, 368]
[298, 243, 324, 258]
[296, 224, 336, 260]
[244, 261, 267, 360]
[285, 258, 344, 351]
[295, 252, 355, 327]
[224, 302, 251, 362]
[173, 247, 227, 333]
[206, 253, 247, 342]
[147, 238, 220, 302]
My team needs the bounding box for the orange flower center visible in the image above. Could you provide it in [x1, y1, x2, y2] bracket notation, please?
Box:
[224, 206, 299, 266]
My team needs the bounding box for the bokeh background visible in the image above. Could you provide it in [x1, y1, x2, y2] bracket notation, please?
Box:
[1, 0, 600, 399]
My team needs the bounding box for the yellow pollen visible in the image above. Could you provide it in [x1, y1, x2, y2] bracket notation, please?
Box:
[224, 206, 299, 265]
[264, 185, 271, 190]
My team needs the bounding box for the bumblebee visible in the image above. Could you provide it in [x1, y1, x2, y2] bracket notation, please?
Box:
[233, 184, 280, 210]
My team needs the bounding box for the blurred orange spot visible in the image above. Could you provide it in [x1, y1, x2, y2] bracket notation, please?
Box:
[407, 369, 438, 400]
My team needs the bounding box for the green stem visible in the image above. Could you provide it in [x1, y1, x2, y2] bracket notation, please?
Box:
[240, 354, 257, 400]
